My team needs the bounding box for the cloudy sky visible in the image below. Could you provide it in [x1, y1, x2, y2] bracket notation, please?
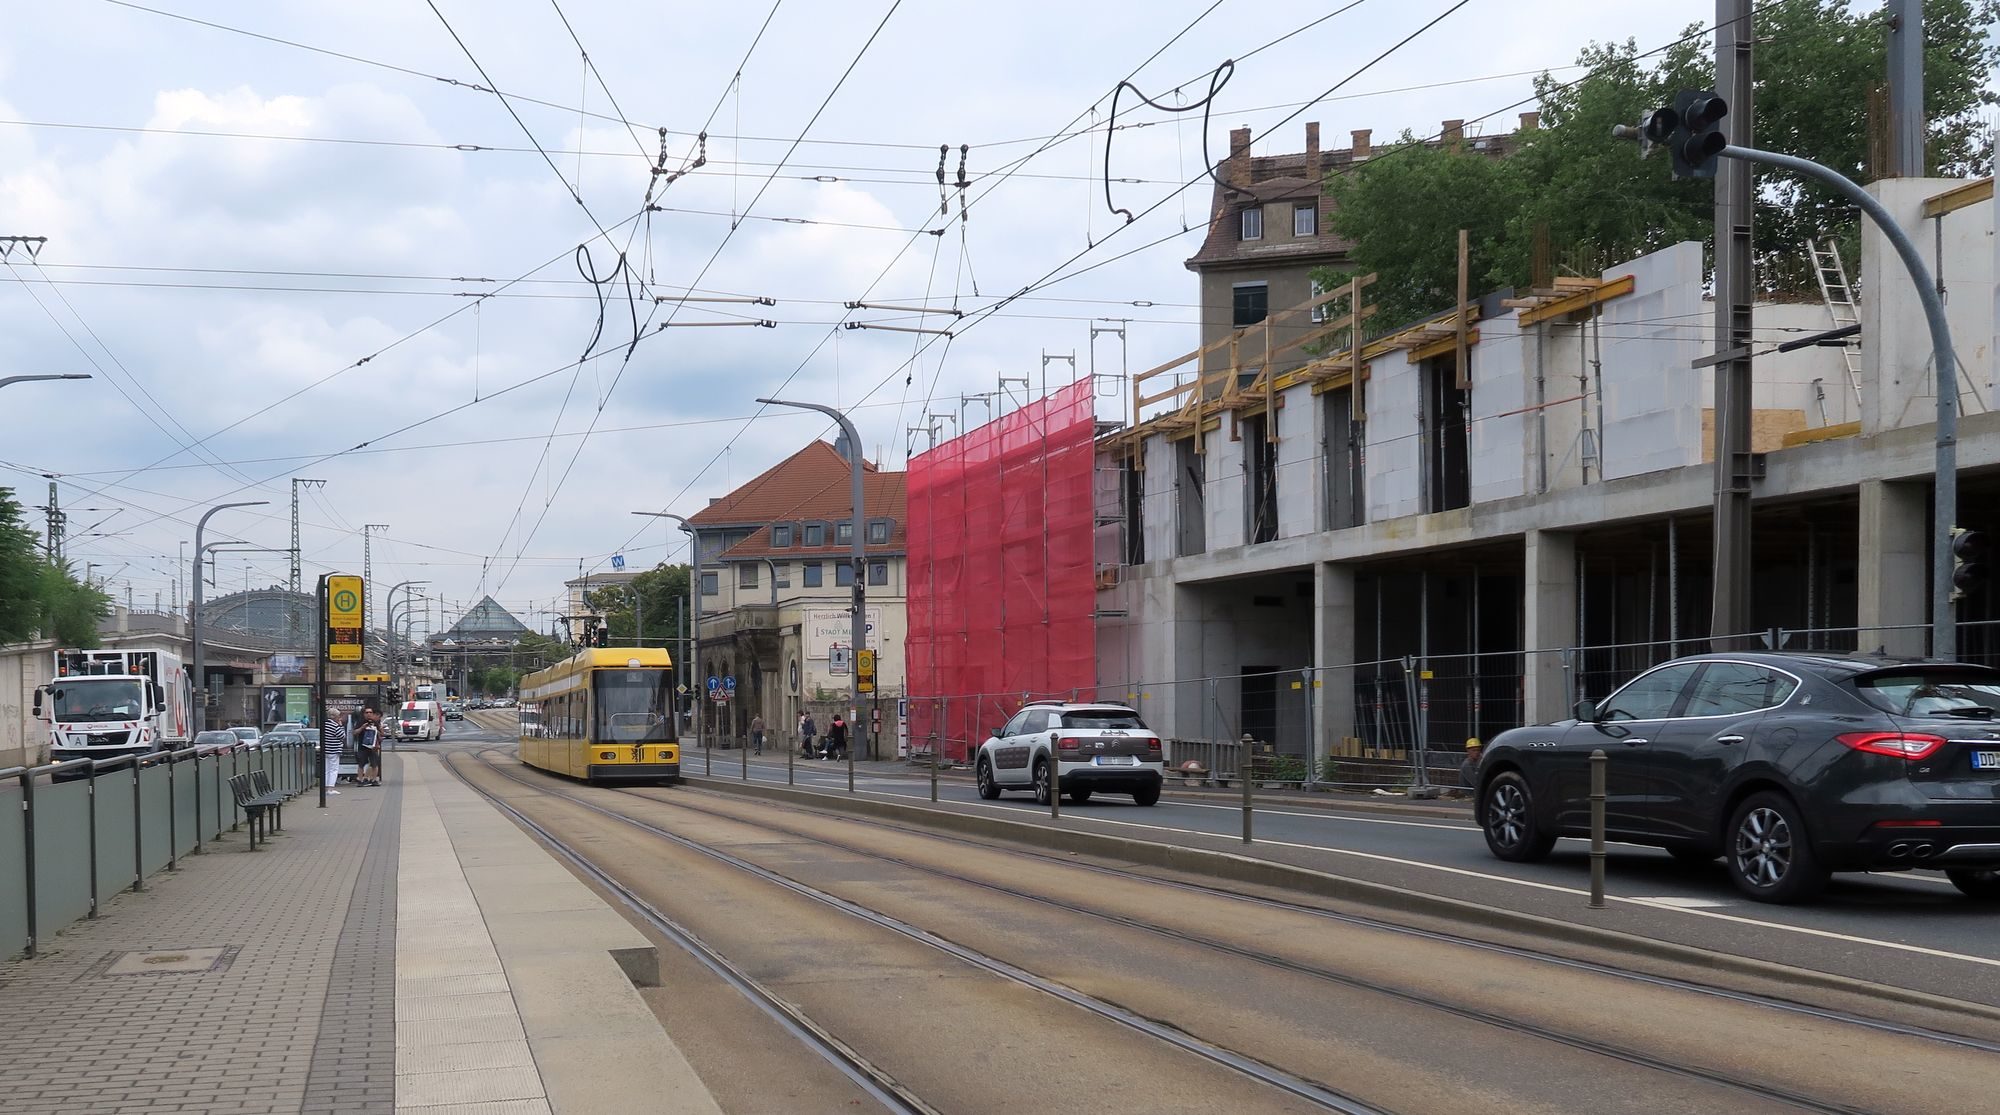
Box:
[2, 0, 1717, 636]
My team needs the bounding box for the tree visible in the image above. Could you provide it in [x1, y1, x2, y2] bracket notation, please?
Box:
[0, 487, 108, 646]
[585, 563, 691, 653]
[1318, 1, 2000, 322]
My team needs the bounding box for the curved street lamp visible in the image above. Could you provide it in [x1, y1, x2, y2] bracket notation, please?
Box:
[191, 500, 268, 733]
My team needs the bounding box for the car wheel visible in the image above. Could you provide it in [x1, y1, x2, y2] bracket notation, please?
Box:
[1033, 758, 1051, 806]
[1132, 783, 1161, 807]
[1946, 868, 2000, 901]
[1726, 792, 1827, 904]
[1480, 772, 1555, 862]
[975, 757, 1002, 800]
[1067, 788, 1092, 805]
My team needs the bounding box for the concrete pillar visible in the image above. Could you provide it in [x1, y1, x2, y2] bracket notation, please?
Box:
[1856, 479, 1929, 656]
[1170, 582, 1207, 744]
[1523, 530, 1577, 724]
[1313, 562, 1357, 768]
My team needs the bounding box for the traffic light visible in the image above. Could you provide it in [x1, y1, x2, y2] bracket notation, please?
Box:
[1618, 90, 1728, 179]
[1951, 528, 1990, 601]
[593, 626, 610, 648]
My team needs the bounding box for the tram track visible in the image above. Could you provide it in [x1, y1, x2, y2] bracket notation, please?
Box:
[452, 745, 2000, 1114]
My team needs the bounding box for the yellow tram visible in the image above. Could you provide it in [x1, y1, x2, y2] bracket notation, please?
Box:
[516, 647, 681, 783]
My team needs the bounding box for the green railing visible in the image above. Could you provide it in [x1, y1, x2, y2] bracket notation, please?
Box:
[0, 741, 316, 959]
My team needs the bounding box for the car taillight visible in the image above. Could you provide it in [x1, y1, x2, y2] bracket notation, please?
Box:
[1056, 737, 1082, 752]
[1870, 819, 1943, 828]
[1145, 737, 1161, 752]
[1837, 731, 1946, 760]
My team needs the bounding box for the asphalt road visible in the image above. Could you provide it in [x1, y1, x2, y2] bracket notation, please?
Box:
[447, 719, 2000, 1007]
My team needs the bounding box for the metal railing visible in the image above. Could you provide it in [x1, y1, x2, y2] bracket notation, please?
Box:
[0, 740, 315, 959]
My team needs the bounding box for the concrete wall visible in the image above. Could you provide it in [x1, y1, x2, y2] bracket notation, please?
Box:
[1141, 433, 1177, 561]
[0, 642, 56, 769]
[1203, 422, 1247, 552]
[1860, 176, 1995, 435]
[1466, 314, 1530, 504]
[1599, 241, 1707, 481]
[1365, 349, 1424, 521]
[1273, 381, 1319, 538]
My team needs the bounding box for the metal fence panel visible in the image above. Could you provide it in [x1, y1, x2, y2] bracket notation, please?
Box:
[173, 761, 199, 858]
[96, 775, 136, 906]
[31, 779, 92, 934]
[139, 765, 171, 875]
[0, 783, 25, 957]
[200, 757, 225, 841]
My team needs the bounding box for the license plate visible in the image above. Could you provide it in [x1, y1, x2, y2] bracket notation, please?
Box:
[1095, 755, 1135, 766]
[1973, 750, 2000, 770]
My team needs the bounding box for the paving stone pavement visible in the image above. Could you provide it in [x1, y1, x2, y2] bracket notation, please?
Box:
[0, 767, 391, 1115]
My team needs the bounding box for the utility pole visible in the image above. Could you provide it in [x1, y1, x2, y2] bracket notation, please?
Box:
[1708, 0, 1756, 647]
[289, 478, 326, 594]
[362, 524, 388, 663]
[1886, 0, 1924, 177]
[44, 479, 62, 563]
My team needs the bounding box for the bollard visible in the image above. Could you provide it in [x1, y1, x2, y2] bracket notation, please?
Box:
[705, 739, 712, 777]
[1589, 748, 1607, 909]
[847, 732, 855, 794]
[1241, 733, 1255, 845]
[930, 745, 938, 803]
[1049, 747, 1060, 819]
[787, 738, 794, 786]
[741, 740, 748, 782]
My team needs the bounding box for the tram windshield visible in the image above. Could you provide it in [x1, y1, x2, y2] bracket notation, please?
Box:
[593, 670, 675, 743]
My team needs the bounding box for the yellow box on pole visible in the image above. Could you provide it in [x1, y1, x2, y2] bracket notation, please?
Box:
[856, 648, 876, 694]
[327, 574, 364, 663]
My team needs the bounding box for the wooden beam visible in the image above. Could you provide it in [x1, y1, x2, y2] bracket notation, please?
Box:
[1410, 328, 1480, 364]
[1921, 176, 1992, 219]
[1515, 274, 1635, 328]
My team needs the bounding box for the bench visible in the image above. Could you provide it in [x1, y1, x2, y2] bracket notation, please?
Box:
[250, 769, 292, 831]
[228, 773, 285, 849]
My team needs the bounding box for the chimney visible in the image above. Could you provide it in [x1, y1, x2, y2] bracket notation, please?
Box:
[1350, 128, 1371, 160]
[1304, 121, 1321, 183]
[1441, 119, 1464, 146]
[1518, 110, 1540, 132]
[1227, 126, 1253, 189]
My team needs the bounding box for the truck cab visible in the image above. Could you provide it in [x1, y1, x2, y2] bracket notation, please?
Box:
[35, 649, 192, 766]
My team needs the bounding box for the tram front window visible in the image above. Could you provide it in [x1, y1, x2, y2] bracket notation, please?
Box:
[594, 671, 675, 743]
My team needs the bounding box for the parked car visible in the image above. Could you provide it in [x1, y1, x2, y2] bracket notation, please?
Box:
[444, 702, 465, 721]
[229, 726, 260, 747]
[1475, 652, 2000, 904]
[975, 703, 1164, 806]
[264, 729, 303, 746]
[193, 730, 240, 750]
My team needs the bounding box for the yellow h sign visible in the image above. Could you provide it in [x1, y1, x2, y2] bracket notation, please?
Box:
[327, 574, 364, 663]
[856, 648, 877, 694]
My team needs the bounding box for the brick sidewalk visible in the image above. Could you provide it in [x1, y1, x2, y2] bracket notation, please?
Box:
[0, 767, 396, 1115]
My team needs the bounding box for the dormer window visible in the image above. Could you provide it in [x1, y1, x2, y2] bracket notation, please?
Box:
[1294, 204, 1316, 237]
[772, 524, 793, 547]
[1240, 207, 1263, 241]
[867, 520, 891, 544]
[804, 523, 825, 546]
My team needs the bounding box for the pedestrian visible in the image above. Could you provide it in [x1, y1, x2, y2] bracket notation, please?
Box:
[356, 708, 384, 787]
[750, 714, 766, 754]
[825, 715, 848, 761]
[1458, 738, 1484, 793]
[321, 709, 348, 795]
[799, 711, 817, 759]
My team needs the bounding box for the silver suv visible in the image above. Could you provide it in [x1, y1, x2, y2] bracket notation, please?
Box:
[975, 703, 1164, 806]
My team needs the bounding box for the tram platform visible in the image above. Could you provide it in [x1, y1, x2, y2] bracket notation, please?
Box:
[0, 752, 719, 1115]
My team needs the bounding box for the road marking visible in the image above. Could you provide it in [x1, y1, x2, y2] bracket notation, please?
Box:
[1628, 896, 1733, 909]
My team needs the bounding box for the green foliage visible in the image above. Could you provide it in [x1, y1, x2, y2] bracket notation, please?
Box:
[585, 563, 692, 655]
[0, 487, 108, 646]
[470, 665, 519, 695]
[510, 631, 572, 674]
[1318, 1, 2000, 321]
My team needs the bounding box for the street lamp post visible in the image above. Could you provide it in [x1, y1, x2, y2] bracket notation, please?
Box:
[631, 511, 701, 749]
[385, 581, 428, 701]
[0, 374, 91, 390]
[758, 398, 865, 784]
[191, 501, 269, 733]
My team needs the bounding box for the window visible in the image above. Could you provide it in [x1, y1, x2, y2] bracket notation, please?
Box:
[1309, 277, 1329, 324]
[738, 563, 759, 589]
[1850, 668, 2000, 716]
[1598, 664, 1700, 722]
[802, 562, 823, 587]
[835, 562, 854, 587]
[836, 522, 853, 544]
[700, 571, 718, 596]
[869, 560, 888, 586]
[1294, 204, 1316, 237]
[772, 524, 793, 547]
[593, 671, 674, 743]
[1232, 282, 1268, 327]
[1684, 663, 1798, 717]
[773, 562, 790, 588]
[804, 523, 825, 546]
[867, 520, 891, 544]
[1061, 708, 1147, 730]
[1240, 207, 1263, 241]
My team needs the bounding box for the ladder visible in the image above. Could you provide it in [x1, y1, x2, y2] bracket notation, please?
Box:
[1806, 238, 1864, 416]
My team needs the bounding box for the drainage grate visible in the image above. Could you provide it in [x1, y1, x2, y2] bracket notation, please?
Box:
[96, 947, 238, 977]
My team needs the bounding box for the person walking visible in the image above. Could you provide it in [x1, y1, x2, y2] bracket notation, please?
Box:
[750, 714, 766, 754]
[824, 715, 848, 762]
[321, 709, 348, 794]
[356, 708, 384, 787]
[799, 711, 817, 759]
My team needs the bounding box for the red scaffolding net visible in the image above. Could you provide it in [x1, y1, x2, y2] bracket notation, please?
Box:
[906, 379, 1098, 762]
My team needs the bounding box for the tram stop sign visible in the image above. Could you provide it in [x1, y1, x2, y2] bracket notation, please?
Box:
[326, 574, 364, 663]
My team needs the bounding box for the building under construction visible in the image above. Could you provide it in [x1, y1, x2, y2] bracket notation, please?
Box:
[1092, 172, 1999, 768]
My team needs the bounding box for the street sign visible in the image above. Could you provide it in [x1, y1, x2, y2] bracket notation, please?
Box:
[327, 574, 364, 664]
[829, 644, 850, 676]
[611, 553, 626, 570]
[856, 648, 876, 694]
[723, 675, 736, 694]
[676, 684, 688, 695]
[707, 675, 730, 703]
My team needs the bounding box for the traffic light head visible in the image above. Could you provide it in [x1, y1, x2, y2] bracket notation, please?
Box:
[593, 626, 610, 647]
[1668, 90, 1728, 179]
[1637, 105, 1679, 151]
[1951, 528, 1990, 599]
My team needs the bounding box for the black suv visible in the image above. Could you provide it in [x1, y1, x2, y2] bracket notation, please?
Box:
[1476, 653, 2000, 903]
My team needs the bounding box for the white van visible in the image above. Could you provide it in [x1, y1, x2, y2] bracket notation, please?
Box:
[396, 701, 445, 742]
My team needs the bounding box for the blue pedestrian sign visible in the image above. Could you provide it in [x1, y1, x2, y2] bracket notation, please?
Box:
[611, 554, 626, 570]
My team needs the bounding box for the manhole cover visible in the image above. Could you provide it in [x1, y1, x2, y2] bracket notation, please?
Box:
[103, 947, 232, 976]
